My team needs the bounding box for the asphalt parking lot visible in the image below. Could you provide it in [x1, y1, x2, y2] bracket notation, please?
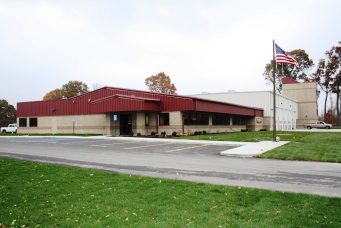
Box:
[6, 136, 242, 157]
[1, 136, 340, 197]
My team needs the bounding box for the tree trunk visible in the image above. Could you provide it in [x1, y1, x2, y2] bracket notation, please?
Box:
[324, 91, 329, 122]
[338, 92, 340, 126]
[337, 83, 340, 126]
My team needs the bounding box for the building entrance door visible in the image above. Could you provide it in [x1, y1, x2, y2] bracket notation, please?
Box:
[120, 114, 132, 135]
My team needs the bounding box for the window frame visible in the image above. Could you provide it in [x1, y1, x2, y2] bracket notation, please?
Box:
[145, 113, 149, 126]
[19, 118, 27, 127]
[184, 113, 209, 125]
[159, 113, 169, 126]
[212, 114, 230, 125]
[29, 117, 38, 127]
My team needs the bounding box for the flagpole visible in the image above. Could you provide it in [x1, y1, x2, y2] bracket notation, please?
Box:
[272, 39, 277, 142]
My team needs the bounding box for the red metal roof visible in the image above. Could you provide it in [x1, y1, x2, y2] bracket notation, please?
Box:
[282, 77, 298, 84]
[17, 86, 263, 117]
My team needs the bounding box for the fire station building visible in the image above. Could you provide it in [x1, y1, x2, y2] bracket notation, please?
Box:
[16, 86, 264, 135]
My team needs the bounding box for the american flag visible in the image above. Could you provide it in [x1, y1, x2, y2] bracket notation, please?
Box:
[275, 44, 298, 66]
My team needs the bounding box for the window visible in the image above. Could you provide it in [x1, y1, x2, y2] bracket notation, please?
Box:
[202, 114, 208, 125]
[159, 113, 169, 126]
[29, 118, 38, 127]
[236, 116, 245, 125]
[231, 116, 245, 125]
[184, 113, 209, 125]
[212, 114, 230, 125]
[197, 114, 202, 124]
[145, 113, 149, 126]
[19, 118, 27, 127]
[190, 114, 196, 125]
[231, 116, 236, 125]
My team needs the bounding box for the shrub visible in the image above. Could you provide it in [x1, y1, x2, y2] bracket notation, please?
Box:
[136, 133, 141, 137]
[129, 131, 134, 136]
[203, 130, 207, 135]
[161, 131, 166, 137]
[259, 129, 267, 131]
[151, 131, 156, 136]
[241, 129, 248, 132]
[172, 131, 177, 137]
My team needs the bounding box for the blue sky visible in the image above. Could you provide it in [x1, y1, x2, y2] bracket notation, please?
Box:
[1, 0, 340, 114]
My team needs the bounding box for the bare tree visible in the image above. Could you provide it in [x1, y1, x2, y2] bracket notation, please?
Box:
[92, 83, 105, 90]
[310, 59, 332, 122]
[325, 41, 341, 125]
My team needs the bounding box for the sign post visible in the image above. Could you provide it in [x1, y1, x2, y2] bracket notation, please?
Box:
[113, 115, 117, 136]
[72, 116, 76, 134]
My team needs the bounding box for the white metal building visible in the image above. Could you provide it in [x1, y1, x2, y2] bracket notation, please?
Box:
[191, 91, 298, 130]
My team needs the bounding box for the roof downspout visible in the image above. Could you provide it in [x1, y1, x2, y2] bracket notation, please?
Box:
[182, 113, 185, 135]
[156, 102, 161, 134]
[156, 112, 159, 134]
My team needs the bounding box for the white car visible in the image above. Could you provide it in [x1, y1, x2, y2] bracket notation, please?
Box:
[1, 124, 17, 133]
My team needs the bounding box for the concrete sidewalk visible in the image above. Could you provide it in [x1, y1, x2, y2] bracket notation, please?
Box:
[220, 140, 290, 157]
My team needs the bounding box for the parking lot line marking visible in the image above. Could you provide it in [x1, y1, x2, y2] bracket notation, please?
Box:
[124, 142, 172, 150]
[166, 144, 209, 152]
[91, 141, 140, 147]
[62, 139, 113, 145]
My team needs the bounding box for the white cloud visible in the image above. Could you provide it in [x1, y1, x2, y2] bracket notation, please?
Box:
[0, 0, 340, 112]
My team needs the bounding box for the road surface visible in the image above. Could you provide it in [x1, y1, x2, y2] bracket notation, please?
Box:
[0, 136, 340, 198]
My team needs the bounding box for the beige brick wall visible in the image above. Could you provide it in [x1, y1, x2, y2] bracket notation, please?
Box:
[246, 117, 264, 131]
[283, 82, 318, 128]
[142, 111, 254, 136]
[133, 112, 158, 135]
[17, 111, 262, 135]
[158, 111, 182, 136]
[17, 114, 110, 135]
[263, 116, 271, 130]
[135, 112, 146, 135]
[183, 125, 245, 135]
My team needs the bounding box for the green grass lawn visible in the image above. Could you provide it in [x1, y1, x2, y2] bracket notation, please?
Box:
[1, 158, 340, 227]
[177, 130, 321, 142]
[179, 131, 341, 163]
[255, 132, 341, 162]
